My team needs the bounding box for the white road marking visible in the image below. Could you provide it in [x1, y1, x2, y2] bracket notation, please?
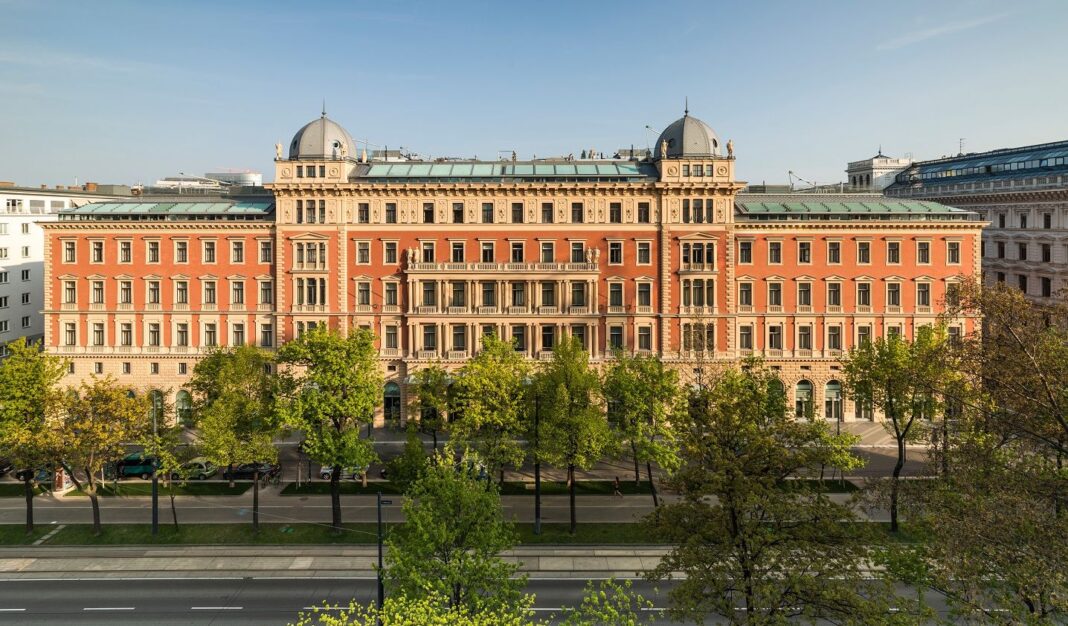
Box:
[83, 607, 134, 611]
[191, 606, 243, 610]
[0, 608, 26, 612]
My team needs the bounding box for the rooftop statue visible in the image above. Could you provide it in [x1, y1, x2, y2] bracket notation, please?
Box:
[275, 143, 282, 159]
[727, 139, 734, 158]
[660, 139, 668, 159]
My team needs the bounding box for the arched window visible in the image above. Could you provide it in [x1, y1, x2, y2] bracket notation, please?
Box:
[176, 390, 193, 426]
[149, 390, 165, 425]
[383, 382, 401, 426]
[825, 381, 842, 421]
[767, 378, 786, 405]
[126, 389, 136, 399]
[795, 380, 813, 418]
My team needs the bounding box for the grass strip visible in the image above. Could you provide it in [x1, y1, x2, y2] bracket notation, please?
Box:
[65, 482, 251, 497]
[0, 484, 49, 498]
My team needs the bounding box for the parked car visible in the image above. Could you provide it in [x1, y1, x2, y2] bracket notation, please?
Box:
[14, 467, 50, 483]
[318, 466, 364, 480]
[222, 463, 280, 481]
[172, 457, 217, 481]
[0, 458, 14, 476]
[118, 453, 159, 479]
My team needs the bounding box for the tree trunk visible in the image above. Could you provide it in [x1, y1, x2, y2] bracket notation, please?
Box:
[646, 460, 659, 510]
[170, 491, 178, 528]
[568, 464, 576, 535]
[432, 429, 438, 452]
[941, 418, 949, 476]
[331, 465, 342, 534]
[252, 468, 260, 534]
[89, 491, 102, 536]
[630, 440, 641, 486]
[227, 463, 235, 488]
[890, 433, 907, 533]
[23, 475, 34, 535]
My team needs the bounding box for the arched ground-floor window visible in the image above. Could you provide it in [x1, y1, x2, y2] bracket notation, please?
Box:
[383, 382, 401, 426]
[795, 380, 813, 418]
[825, 381, 842, 422]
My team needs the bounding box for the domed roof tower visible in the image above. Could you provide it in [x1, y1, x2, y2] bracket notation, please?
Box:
[655, 108, 721, 159]
[288, 108, 354, 160]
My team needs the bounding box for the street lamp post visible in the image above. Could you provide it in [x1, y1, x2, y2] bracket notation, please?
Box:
[151, 394, 159, 536]
[376, 492, 392, 614]
[534, 392, 541, 536]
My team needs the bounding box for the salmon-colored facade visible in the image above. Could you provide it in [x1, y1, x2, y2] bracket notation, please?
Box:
[40, 112, 984, 422]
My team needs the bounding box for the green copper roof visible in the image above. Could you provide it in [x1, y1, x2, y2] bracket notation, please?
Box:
[735, 196, 979, 221]
[361, 161, 655, 180]
[59, 200, 274, 221]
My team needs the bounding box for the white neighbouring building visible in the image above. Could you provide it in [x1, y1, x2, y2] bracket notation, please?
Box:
[0, 182, 130, 355]
[846, 152, 914, 191]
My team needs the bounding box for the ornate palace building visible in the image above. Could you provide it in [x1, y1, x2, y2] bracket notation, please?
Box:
[41, 111, 984, 422]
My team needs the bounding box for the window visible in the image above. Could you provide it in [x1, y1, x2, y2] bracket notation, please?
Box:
[768, 282, 782, 306]
[827, 241, 840, 264]
[481, 203, 494, 224]
[148, 241, 160, 263]
[119, 281, 131, 304]
[20, 292, 28, 305]
[887, 283, 901, 306]
[0, 271, 6, 284]
[570, 242, 584, 263]
[176, 323, 188, 346]
[358, 203, 370, 224]
[148, 281, 160, 304]
[148, 323, 160, 346]
[1042, 277, 1052, 298]
[63, 280, 76, 304]
[638, 202, 650, 223]
[738, 282, 752, 306]
[767, 325, 782, 349]
[1044, 213, 1053, 229]
[738, 241, 752, 264]
[176, 281, 188, 304]
[233, 323, 245, 345]
[150, 362, 159, 375]
[857, 282, 871, 306]
[998, 213, 1006, 228]
[257, 281, 273, 305]
[259, 241, 273, 263]
[1018, 275, 1028, 293]
[452, 325, 467, 351]
[385, 203, 397, 224]
[422, 282, 437, 307]
[357, 241, 370, 264]
[510, 242, 523, 263]
[637, 242, 651, 264]
[609, 283, 623, 307]
[917, 283, 931, 307]
[119, 241, 131, 263]
[609, 326, 624, 350]
[540, 282, 556, 307]
[797, 282, 812, 306]
[178, 362, 188, 375]
[638, 327, 652, 351]
[451, 242, 465, 263]
[203, 281, 216, 305]
[204, 323, 217, 346]
[452, 203, 464, 224]
[64, 323, 76, 345]
[637, 283, 651, 307]
[421, 242, 435, 263]
[511, 203, 524, 224]
[609, 202, 622, 223]
[739, 325, 753, 350]
[1018, 243, 1027, 261]
[203, 241, 216, 263]
[511, 282, 526, 307]
[231, 241, 244, 263]
[828, 326, 842, 351]
[570, 282, 586, 307]
[20, 269, 28, 281]
[997, 241, 1006, 258]
[384, 282, 398, 306]
[542, 325, 556, 351]
[64, 241, 76, 263]
[0, 248, 6, 260]
[0, 296, 5, 307]
[357, 282, 371, 306]
[797, 241, 811, 264]
[1019, 213, 1027, 229]
[886, 241, 900, 264]
[571, 202, 584, 223]
[511, 325, 526, 352]
[91, 241, 104, 263]
[261, 324, 274, 348]
[481, 282, 496, 307]
[609, 242, 623, 264]
[768, 241, 781, 264]
[857, 241, 870, 264]
[120, 323, 132, 346]
[450, 282, 465, 307]
[231, 281, 245, 305]
[541, 202, 554, 223]
[857, 325, 872, 345]
[20, 223, 28, 235]
[948, 241, 961, 264]
[384, 325, 397, 349]
[90, 323, 103, 345]
[423, 325, 437, 351]
[827, 282, 841, 306]
[480, 242, 494, 263]
[797, 325, 812, 350]
[917, 241, 930, 264]
[1042, 243, 1052, 263]
[384, 242, 398, 264]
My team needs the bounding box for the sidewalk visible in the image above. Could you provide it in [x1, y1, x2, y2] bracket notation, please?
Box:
[0, 544, 670, 579]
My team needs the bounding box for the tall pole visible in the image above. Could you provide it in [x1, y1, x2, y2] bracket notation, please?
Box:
[377, 491, 384, 612]
[534, 394, 541, 535]
[151, 398, 159, 536]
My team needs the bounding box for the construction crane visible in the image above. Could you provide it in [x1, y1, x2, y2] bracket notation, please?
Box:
[787, 170, 818, 191]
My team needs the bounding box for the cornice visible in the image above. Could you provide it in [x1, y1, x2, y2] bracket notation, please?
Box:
[40, 222, 273, 231]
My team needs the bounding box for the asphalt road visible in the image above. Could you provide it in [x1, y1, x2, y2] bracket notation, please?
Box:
[0, 577, 681, 625]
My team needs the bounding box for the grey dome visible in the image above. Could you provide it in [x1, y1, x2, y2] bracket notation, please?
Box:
[289, 114, 354, 160]
[655, 113, 720, 159]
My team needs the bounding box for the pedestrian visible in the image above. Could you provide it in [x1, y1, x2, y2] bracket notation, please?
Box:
[613, 476, 623, 498]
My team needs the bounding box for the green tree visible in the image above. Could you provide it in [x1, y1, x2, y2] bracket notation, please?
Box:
[386, 426, 428, 491]
[450, 334, 531, 484]
[536, 336, 612, 534]
[190, 345, 280, 533]
[59, 375, 150, 535]
[408, 362, 450, 451]
[842, 325, 951, 532]
[277, 326, 382, 533]
[385, 451, 526, 618]
[603, 351, 680, 508]
[649, 362, 920, 625]
[558, 579, 654, 626]
[144, 420, 197, 528]
[0, 338, 66, 535]
[292, 595, 535, 626]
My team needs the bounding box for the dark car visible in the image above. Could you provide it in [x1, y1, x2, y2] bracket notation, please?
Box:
[222, 463, 280, 481]
[117, 453, 159, 479]
[0, 458, 14, 476]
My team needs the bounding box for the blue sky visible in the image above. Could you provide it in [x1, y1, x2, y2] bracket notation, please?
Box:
[2, 0, 1067, 187]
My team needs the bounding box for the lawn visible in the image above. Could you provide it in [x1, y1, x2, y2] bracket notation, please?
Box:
[282, 480, 655, 497]
[0, 483, 48, 498]
[0, 525, 51, 544]
[41, 523, 384, 545]
[66, 482, 251, 497]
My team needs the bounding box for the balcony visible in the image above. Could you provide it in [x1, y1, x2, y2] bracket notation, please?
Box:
[447, 350, 468, 360]
[293, 304, 328, 313]
[738, 304, 753, 313]
[447, 305, 468, 314]
[538, 351, 555, 361]
[293, 262, 327, 271]
[917, 305, 932, 314]
[407, 261, 599, 274]
[61, 303, 79, 311]
[258, 303, 273, 312]
[202, 303, 217, 312]
[795, 348, 813, 357]
[827, 305, 842, 313]
[768, 305, 783, 313]
[353, 304, 372, 313]
[477, 305, 497, 315]
[797, 305, 812, 313]
[89, 302, 106, 311]
[636, 305, 653, 314]
[607, 305, 625, 314]
[765, 348, 784, 358]
[568, 305, 590, 315]
[887, 305, 902, 314]
[538, 306, 558, 315]
[117, 303, 133, 311]
[679, 262, 716, 272]
[380, 347, 401, 358]
[857, 305, 872, 314]
[507, 306, 529, 315]
[382, 305, 401, 314]
[231, 304, 246, 312]
[174, 303, 189, 311]
[416, 350, 437, 359]
[145, 303, 161, 311]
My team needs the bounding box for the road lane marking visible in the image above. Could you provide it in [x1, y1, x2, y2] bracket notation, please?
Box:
[32, 524, 65, 546]
[0, 609, 26, 612]
[191, 606, 243, 610]
[84, 607, 134, 611]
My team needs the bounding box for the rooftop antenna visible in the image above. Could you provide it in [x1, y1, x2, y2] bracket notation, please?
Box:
[322, 99, 326, 117]
[684, 96, 689, 116]
[958, 137, 965, 155]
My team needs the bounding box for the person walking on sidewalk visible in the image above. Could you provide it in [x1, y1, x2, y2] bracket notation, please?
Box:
[613, 476, 623, 498]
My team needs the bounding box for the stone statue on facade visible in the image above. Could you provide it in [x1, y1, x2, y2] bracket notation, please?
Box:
[585, 248, 592, 263]
[727, 139, 734, 158]
[340, 142, 348, 158]
[593, 248, 600, 263]
[407, 247, 416, 264]
[660, 139, 668, 159]
[275, 143, 283, 159]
